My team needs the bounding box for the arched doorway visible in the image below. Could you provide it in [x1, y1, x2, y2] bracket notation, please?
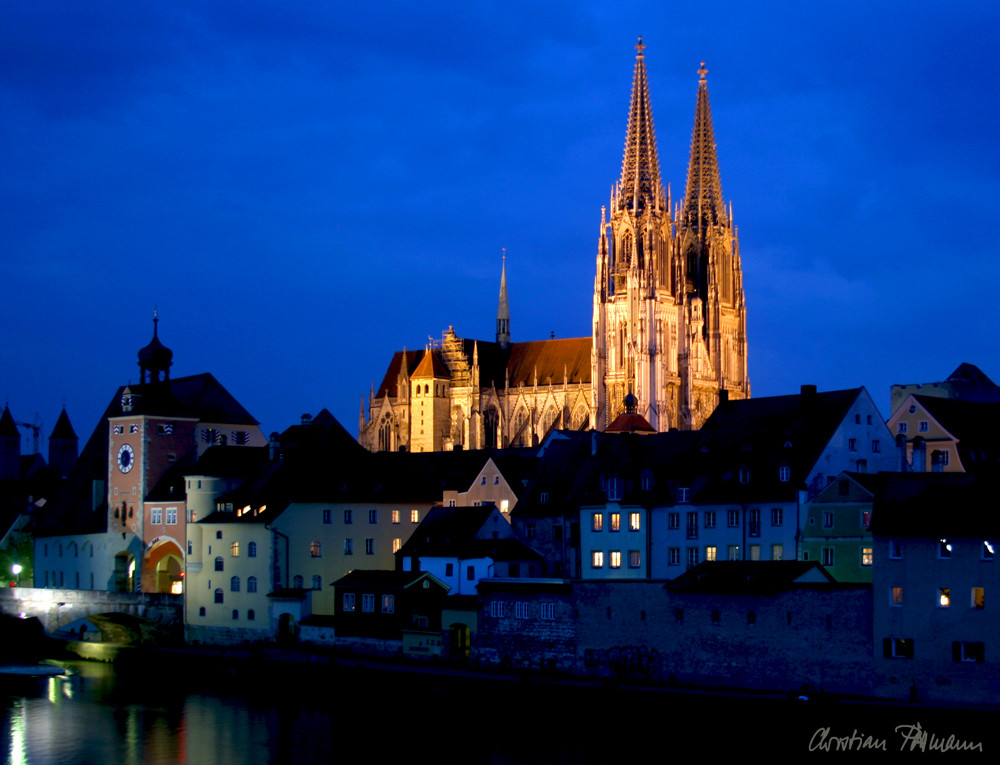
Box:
[143, 538, 185, 594]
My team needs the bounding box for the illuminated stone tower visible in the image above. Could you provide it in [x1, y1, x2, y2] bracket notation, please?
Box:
[592, 42, 748, 431]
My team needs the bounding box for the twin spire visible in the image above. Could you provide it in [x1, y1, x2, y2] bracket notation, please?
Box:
[617, 39, 726, 229]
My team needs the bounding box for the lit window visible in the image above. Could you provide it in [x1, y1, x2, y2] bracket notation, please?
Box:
[592, 513, 603, 532]
[972, 587, 985, 609]
[891, 587, 903, 606]
[310, 541, 322, 558]
[750, 545, 761, 561]
[382, 594, 394, 613]
[861, 547, 873, 566]
[705, 546, 717, 562]
[231, 542, 239, 557]
[392, 538, 401, 553]
[629, 512, 640, 531]
[728, 545, 740, 561]
[939, 587, 951, 607]
[343, 593, 356, 612]
[610, 551, 622, 569]
[592, 551, 604, 568]
[629, 550, 640, 568]
[411, 509, 419, 523]
[772, 544, 783, 561]
[392, 510, 400, 524]
[610, 513, 620, 532]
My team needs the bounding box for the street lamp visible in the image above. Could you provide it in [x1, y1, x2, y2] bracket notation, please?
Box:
[11, 563, 22, 586]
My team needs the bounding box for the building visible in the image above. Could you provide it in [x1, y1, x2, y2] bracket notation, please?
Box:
[33, 315, 267, 593]
[890, 362, 1000, 412]
[888, 394, 1000, 473]
[870, 472, 1000, 704]
[650, 385, 895, 576]
[358, 41, 748, 453]
[801, 471, 887, 583]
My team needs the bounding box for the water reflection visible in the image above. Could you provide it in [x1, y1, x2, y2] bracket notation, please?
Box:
[4, 660, 999, 764]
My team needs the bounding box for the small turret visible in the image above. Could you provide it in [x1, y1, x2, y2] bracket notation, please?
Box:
[48, 407, 78, 478]
[138, 308, 173, 384]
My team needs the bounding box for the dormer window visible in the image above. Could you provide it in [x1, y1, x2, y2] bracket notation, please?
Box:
[778, 465, 791, 483]
[640, 470, 653, 491]
[739, 466, 750, 485]
[606, 477, 624, 502]
[677, 487, 690, 503]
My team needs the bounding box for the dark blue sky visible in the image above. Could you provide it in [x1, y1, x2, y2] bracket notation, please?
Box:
[3, 1, 999, 447]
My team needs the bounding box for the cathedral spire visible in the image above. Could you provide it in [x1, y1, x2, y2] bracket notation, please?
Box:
[617, 37, 664, 214]
[496, 249, 510, 350]
[681, 62, 727, 233]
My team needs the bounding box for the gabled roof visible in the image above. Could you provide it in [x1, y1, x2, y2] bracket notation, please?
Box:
[411, 350, 450, 379]
[397, 505, 540, 562]
[49, 408, 77, 440]
[909, 395, 1000, 470]
[870, 472, 1000, 537]
[689, 387, 865, 502]
[666, 561, 835, 593]
[0, 406, 20, 438]
[331, 569, 448, 592]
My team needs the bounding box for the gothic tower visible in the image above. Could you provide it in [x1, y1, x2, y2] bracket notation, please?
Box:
[675, 62, 749, 426]
[592, 42, 748, 432]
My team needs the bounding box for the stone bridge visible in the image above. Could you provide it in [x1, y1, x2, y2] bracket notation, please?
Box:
[0, 587, 183, 637]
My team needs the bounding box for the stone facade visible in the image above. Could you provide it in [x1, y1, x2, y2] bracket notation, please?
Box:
[359, 42, 749, 451]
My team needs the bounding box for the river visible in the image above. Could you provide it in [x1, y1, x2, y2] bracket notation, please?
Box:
[3, 657, 997, 763]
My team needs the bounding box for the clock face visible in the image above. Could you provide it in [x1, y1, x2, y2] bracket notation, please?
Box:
[117, 443, 135, 474]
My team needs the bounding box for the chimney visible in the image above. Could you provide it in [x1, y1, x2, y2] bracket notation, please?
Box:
[896, 433, 909, 472]
[301, 413, 312, 425]
[912, 436, 926, 472]
[268, 432, 281, 462]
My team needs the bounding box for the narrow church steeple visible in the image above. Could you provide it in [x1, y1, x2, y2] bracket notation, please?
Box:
[496, 249, 510, 350]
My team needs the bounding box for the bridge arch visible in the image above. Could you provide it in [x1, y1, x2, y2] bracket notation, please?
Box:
[143, 536, 185, 594]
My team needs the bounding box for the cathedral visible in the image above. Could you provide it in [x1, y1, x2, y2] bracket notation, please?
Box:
[359, 40, 749, 453]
